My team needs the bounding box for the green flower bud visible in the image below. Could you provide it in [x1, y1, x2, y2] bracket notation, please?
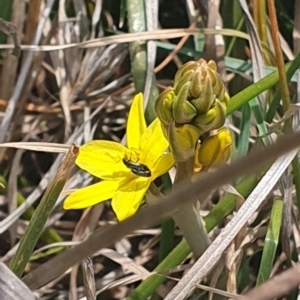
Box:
[173, 58, 228, 114]
[207, 60, 217, 71]
[168, 121, 201, 162]
[174, 70, 194, 94]
[193, 99, 227, 133]
[190, 73, 214, 113]
[222, 92, 230, 106]
[197, 127, 232, 170]
[154, 87, 175, 125]
[172, 82, 198, 124]
[174, 61, 199, 84]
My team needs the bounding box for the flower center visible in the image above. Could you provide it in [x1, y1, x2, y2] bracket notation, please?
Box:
[123, 149, 151, 177]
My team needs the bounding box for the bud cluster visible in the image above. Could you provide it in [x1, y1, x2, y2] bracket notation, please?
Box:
[155, 59, 229, 134]
[155, 59, 231, 162]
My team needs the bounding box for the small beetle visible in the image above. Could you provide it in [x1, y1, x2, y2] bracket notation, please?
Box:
[122, 158, 151, 177]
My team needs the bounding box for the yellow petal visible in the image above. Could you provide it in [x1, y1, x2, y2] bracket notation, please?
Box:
[139, 118, 169, 167]
[111, 177, 150, 221]
[197, 127, 232, 168]
[63, 180, 119, 209]
[152, 153, 174, 178]
[76, 140, 130, 180]
[127, 93, 147, 150]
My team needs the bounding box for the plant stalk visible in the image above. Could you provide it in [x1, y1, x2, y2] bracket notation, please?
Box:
[171, 157, 211, 258]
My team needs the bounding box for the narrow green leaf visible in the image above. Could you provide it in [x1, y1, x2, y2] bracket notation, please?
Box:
[10, 145, 78, 277]
[235, 103, 251, 160]
[249, 97, 270, 146]
[158, 218, 175, 262]
[0, 0, 13, 44]
[126, 0, 159, 123]
[292, 158, 300, 216]
[126, 0, 147, 92]
[256, 198, 283, 285]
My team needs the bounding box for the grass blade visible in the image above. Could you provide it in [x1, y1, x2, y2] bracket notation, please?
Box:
[256, 198, 283, 285]
[9, 145, 78, 277]
[235, 103, 251, 159]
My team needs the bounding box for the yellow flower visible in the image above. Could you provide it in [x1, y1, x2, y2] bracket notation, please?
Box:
[196, 127, 232, 170]
[63, 93, 174, 221]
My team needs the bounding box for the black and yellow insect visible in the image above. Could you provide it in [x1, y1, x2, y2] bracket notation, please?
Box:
[122, 158, 151, 177]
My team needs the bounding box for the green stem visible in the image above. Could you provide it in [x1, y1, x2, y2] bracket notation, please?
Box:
[267, 0, 290, 112]
[171, 157, 210, 258]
